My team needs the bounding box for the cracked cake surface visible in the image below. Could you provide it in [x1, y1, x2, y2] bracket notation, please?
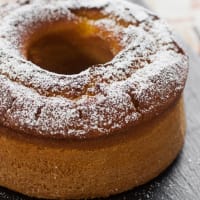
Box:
[0, 0, 188, 139]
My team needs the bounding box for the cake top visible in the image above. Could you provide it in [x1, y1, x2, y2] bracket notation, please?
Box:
[0, 0, 188, 139]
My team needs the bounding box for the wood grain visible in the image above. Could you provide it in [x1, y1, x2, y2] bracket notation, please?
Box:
[0, 0, 199, 199]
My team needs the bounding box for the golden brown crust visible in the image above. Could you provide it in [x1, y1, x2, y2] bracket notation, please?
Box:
[0, 0, 188, 199]
[0, 0, 188, 139]
[0, 97, 185, 199]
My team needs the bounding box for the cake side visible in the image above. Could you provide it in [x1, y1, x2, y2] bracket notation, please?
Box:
[0, 96, 185, 199]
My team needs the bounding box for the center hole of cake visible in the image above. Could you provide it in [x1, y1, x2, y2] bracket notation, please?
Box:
[26, 24, 114, 75]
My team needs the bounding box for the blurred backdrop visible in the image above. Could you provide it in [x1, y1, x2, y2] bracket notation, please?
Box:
[144, 0, 200, 55]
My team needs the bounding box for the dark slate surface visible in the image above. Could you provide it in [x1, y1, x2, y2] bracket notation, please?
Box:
[0, 0, 200, 199]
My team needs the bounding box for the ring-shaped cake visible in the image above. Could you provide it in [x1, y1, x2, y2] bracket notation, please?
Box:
[0, 0, 188, 199]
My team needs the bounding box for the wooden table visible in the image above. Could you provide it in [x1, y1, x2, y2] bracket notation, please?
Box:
[0, 1, 200, 199]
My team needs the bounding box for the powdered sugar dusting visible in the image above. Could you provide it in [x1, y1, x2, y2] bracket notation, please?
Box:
[0, 0, 188, 139]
